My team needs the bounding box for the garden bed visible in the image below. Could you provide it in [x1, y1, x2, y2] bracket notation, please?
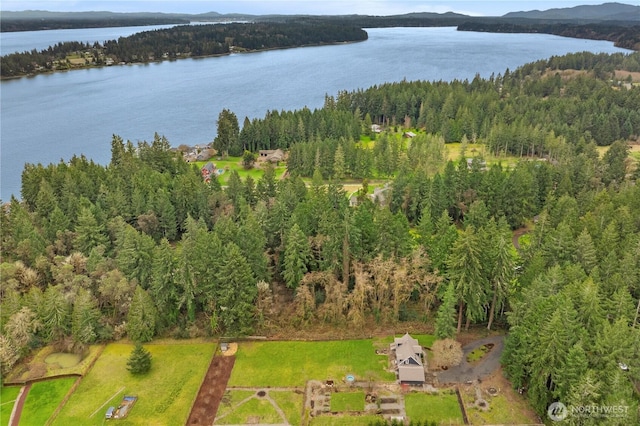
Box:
[187, 355, 235, 425]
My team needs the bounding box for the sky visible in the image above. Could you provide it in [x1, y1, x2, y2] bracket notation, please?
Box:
[2, 1, 631, 17]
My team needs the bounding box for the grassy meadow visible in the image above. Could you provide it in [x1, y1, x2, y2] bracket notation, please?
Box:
[330, 391, 365, 412]
[20, 377, 77, 426]
[194, 157, 286, 185]
[404, 391, 464, 424]
[53, 342, 215, 426]
[228, 339, 395, 388]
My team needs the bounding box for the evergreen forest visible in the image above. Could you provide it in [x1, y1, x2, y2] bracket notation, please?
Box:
[0, 22, 368, 78]
[1, 51, 640, 422]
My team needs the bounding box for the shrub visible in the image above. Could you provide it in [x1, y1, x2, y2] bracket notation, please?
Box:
[431, 338, 462, 369]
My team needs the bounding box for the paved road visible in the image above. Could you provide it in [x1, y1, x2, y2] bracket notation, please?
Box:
[436, 335, 504, 384]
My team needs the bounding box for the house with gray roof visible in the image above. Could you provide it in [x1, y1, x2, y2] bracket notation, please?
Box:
[390, 333, 426, 384]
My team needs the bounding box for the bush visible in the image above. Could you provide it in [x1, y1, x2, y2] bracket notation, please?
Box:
[431, 338, 462, 369]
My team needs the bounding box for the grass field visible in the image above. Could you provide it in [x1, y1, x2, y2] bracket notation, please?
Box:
[309, 414, 382, 425]
[194, 157, 286, 185]
[404, 392, 463, 425]
[53, 342, 215, 426]
[461, 386, 539, 425]
[270, 390, 304, 425]
[228, 340, 395, 387]
[330, 391, 365, 412]
[20, 377, 77, 426]
[1, 386, 21, 426]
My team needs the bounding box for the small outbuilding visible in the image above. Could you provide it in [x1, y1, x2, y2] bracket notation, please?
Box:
[105, 406, 115, 419]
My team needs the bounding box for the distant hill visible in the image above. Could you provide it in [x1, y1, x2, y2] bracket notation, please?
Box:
[503, 2, 640, 21]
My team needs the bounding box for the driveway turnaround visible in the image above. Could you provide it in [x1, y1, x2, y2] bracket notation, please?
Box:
[436, 335, 504, 384]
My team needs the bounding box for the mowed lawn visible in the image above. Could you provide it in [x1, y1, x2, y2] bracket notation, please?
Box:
[20, 377, 77, 426]
[194, 157, 286, 185]
[404, 392, 463, 425]
[1, 386, 21, 426]
[53, 342, 215, 426]
[229, 340, 395, 387]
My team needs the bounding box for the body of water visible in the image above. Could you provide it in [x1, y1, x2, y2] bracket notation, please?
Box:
[0, 24, 177, 55]
[0, 26, 631, 199]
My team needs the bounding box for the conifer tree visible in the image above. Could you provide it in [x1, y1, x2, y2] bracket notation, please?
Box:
[127, 286, 157, 343]
[127, 342, 152, 375]
[283, 223, 311, 289]
[434, 282, 457, 339]
[217, 243, 257, 335]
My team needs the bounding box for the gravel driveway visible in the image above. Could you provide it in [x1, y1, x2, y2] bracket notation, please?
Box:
[435, 335, 504, 384]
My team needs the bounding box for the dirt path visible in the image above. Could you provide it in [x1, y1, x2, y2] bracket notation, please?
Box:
[186, 355, 235, 425]
[9, 384, 31, 426]
[512, 228, 529, 250]
[436, 336, 504, 384]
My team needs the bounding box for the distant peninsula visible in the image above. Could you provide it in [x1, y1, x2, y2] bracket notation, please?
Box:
[0, 22, 368, 79]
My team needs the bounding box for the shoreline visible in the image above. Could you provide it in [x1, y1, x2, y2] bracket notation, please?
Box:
[0, 39, 366, 81]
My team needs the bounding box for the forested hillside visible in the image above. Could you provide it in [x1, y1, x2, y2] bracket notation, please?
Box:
[0, 22, 368, 78]
[1, 51, 639, 421]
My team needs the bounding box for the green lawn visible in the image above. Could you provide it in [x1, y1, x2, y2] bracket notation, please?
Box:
[215, 390, 257, 421]
[467, 345, 490, 363]
[20, 377, 77, 426]
[270, 390, 303, 425]
[53, 342, 215, 426]
[404, 392, 463, 425]
[215, 389, 303, 425]
[195, 157, 286, 185]
[228, 340, 395, 387]
[309, 415, 383, 425]
[1, 386, 21, 426]
[461, 387, 539, 425]
[330, 391, 365, 412]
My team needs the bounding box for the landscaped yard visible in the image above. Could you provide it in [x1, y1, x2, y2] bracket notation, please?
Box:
[20, 377, 77, 426]
[228, 339, 395, 388]
[214, 389, 304, 425]
[52, 341, 215, 426]
[460, 383, 540, 425]
[1, 386, 21, 426]
[404, 391, 464, 425]
[195, 157, 286, 185]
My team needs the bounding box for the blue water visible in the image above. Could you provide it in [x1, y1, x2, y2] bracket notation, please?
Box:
[0, 24, 177, 55]
[0, 26, 630, 199]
